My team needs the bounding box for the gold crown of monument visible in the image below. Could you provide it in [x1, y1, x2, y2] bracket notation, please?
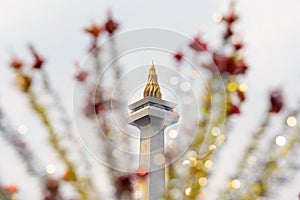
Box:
[143, 62, 162, 99]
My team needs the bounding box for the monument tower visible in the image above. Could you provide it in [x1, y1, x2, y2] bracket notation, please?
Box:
[129, 63, 179, 200]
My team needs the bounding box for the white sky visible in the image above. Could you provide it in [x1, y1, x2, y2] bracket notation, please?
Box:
[0, 0, 300, 199]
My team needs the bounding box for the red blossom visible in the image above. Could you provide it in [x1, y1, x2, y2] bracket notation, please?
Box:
[104, 13, 119, 35]
[224, 26, 233, 40]
[10, 58, 23, 69]
[85, 22, 102, 38]
[203, 52, 230, 73]
[237, 89, 246, 102]
[222, 10, 238, 24]
[227, 102, 241, 115]
[95, 101, 106, 113]
[227, 59, 248, 75]
[233, 41, 244, 50]
[203, 53, 248, 75]
[29, 45, 45, 69]
[44, 178, 60, 200]
[269, 90, 283, 113]
[115, 175, 133, 198]
[221, 6, 239, 41]
[174, 51, 184, 62]
[3, 185, 18, 194]
[46, 178, 59, 192]
[213, 53, 231, 73]
[189, 36, 208, 52]
[235, 60, 248, 74]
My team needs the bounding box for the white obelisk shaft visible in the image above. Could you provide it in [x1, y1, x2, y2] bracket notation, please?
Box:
[139, 128, 165, 200]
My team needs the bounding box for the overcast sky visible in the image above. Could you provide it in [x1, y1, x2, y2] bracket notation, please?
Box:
[0, 0, 300, 199]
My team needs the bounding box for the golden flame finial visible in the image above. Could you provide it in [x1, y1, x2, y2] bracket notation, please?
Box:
[143, 62, 162, 99]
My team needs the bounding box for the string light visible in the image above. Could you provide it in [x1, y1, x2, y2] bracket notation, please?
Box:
[180, 82, 191, 92]
[17, 125, 27, 135]
[170, 76, 179, 85]
[191, 69, 199, 78]
[112, 149, 121, 157]
[185, 187, 192, 196]
[182, 160, 191, 166]
[239, 83, 248, 92]
[168, 129, 178, 139]
[199, 25, 207, 33]
[286, 116, 297, 127]
[204, 160, 213, 169]
[11, 194, 18, 200]
[187, 151, 198, 159]
[199, 177, 208, 186]
[228, 82, 238, 92]
[170, 188, 182, 199]
[168, 140, 177, 149]
[209, 144, 217, 151]
[211, 127, 221, 136]
[230, 179, 241, 189]
[154, 153, 165, 165]
[183, 95, 192, 104]
[189, 157, 198, 167]
[247, 155, 257, 165]
[135, 190, 143, 199]
[46, 164, 56, 174]
[217, 134, 226, 143]
[213, 13, 223, 23]
[275, 136, 287, 147]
